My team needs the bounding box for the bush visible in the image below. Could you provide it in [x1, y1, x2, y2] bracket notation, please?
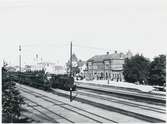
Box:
[2, 67, 24, 123]
[149, 55, 166, 86]
[123, 54, 150, 84]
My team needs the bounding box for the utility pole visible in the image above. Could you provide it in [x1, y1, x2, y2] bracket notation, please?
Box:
[70, 42, 72, 77]
[19, 45, 22, 87]
[70, 42, 73, 102]
[19, 45, 21, 72]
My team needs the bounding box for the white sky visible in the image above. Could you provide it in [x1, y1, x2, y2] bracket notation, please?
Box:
[0, 0, 167, 66]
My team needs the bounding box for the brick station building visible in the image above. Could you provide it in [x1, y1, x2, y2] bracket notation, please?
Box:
[86, 50, 132, 81]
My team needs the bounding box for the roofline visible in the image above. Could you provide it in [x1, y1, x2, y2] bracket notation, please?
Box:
[87, 58, 125, 63]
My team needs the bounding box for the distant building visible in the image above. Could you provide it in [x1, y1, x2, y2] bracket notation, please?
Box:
[86, 50, 132, 81]
[5, 66, 16, 72]
[37, 62, 66, 74]
[14, 66, 20, 72]
[24, 64, 43, 72]
[24, 62, 66, 74]
[24, 65, 32, 71]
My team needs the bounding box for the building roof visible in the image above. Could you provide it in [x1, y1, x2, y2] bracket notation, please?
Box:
[87, 51, 131, 62]
[37, 62, 56, 65]
[77, 60, 86, 67]
[5, 66, 16, 72]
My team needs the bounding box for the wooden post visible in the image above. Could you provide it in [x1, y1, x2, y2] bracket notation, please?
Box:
[70, 88, 72, 102]
[19, 45, 21, 72]
[19, 45, 21, 85]
[70, 42, 73, 102]
[70, 42, 72, 77]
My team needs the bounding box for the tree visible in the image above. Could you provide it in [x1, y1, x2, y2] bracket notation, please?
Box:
[123, 54, 150, 84]
[66, 53, 81, 76]
[66, 64, 80, 76]
[149, 55, 166, 86]
[2, 67, 24, 123]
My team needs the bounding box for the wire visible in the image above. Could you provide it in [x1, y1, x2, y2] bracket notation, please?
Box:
[22, 43, 69, 48]
[73, 44, 109, 51]
[19, 42, 110, 51]
[18, 42, 127, 54]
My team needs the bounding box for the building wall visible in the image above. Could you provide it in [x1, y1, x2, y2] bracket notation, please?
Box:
[87, 59, 125, 81]
[86, 51, 132, 81]
[25, 63, 66, 74]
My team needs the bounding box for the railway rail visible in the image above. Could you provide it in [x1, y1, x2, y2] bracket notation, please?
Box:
[75, 81, 166, 96]
[51, 89, 166, 123]
[24, 97, 73, 123]
[19, 86, 118, 123]
[23, 101, 59, 123]
[18, 83, 166, 123]
[76, 83, 166, 104]
[77, 88, 166, 106]
[77, 89, 166, 114]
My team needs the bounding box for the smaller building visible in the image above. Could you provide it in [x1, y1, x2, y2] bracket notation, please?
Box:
[37, 62, 66, 74]
[5, 66, 16, 72]
[14, 66, 20, 72]
[24, 62, 66, 74]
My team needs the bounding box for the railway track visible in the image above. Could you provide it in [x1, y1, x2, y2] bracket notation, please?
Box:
[19, 86, 118, 123]
[51, 89, 166, 123]
[23, 101, 59, 123]
[77, 89, 166, 114]
[76, 83, 166, 104]
[24, 97, 73, 123]
[75, 81, 166, 96]
[18, 83, 166, 123]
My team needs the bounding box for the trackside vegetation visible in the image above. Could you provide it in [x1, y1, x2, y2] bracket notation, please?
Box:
[123, 54, 166, 86]
[2, 67, 24, 123]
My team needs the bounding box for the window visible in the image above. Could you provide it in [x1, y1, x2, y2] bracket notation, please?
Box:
[88, 62, 92, 66]
[105, 61, 110, 69]
[88, 66, 92, 69]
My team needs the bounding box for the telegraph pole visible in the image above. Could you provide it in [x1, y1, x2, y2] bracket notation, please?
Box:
[70, 42, 72, 77]
[70, 41, 73, 102]
[19, 45, 22, 87]
[19, 45, 21, 72]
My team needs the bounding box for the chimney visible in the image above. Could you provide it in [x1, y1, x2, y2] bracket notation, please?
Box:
[106, 51, 109, 55]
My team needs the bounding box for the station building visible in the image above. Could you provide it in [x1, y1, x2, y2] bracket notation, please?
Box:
[86, 50, 132, 81]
